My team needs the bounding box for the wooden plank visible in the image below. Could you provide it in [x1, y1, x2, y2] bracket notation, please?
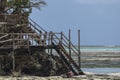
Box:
[0, 39, 12, 43]
[0, 34, 9, 39]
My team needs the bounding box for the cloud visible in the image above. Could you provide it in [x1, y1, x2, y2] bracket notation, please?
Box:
[76, 0, 120, 5]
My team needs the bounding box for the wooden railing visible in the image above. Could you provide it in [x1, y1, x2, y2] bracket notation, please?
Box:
[0, 33, 47, 48]
[28, 17, 47, 33]
[49, 32, 79, 56]
[0, 14, 19, 26]
[0, 14, 18, 22]
[48, 32, 83, 75]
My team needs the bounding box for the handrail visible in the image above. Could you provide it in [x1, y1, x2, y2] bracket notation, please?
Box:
[29, 22, 42, 33]
[51, 32, 81, 73]
[0, 34, 9, 39]
[51, 32, 79, 56]
[62, 34, 78, 52]
[28, 17, 47, 33]
[61, 37, 78, 55]
[0, 33, 47, 47]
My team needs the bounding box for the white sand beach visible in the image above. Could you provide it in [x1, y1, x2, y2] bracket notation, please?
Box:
[0, 72, 120, 80]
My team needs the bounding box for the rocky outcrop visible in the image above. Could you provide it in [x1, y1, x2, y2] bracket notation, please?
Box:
[0, 47, 68, 76]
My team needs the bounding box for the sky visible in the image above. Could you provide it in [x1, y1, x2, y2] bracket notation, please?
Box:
[30, 0, 120, 46]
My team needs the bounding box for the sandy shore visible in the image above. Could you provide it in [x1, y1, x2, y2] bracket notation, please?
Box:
[0, 72, 120, 80]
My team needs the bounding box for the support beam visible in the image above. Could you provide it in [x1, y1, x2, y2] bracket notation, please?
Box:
[78, 30, 81, 69]
[0, 39, 12, 43]
[12, 34, 15, 73]
[50, 32, 53, 56]
[60, 32, 63, 44]
[69, 29, 71, 69]
[0, 34, 9, 39]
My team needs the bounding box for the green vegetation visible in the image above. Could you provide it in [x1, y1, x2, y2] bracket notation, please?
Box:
[0, 0, 46, 15]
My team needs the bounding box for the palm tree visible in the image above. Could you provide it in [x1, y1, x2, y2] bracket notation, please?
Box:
[0, 0, 46, 14]
[0, 0, 46, 32]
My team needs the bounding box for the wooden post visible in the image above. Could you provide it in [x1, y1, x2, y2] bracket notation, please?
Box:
[27, 34, 30, 47]
[50, 32, 53, 56]
[18, 33, 20, 46]
[78, 30, 81, 69]
[69, 29, 71, 69]
[12, 50, 15, 72]
[32, 34, 33, 45]
[12, 33, 15, 72]
[20, 32, 22, 46]
[48, 32, 51, 53]
[39, 32, 42, 46]
[44, 32, 47, 46]
[60, 32, 63, 44]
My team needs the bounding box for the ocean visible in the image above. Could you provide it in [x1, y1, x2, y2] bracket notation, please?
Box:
[80, 46, 120, 73]
[80, 46, 120, 52]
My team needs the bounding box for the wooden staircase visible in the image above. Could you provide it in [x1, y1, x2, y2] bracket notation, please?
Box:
[0, 14, 84, 75]
[49, 32, 84, 75]
[27, 18, 84, 75]
[53, 43, 83, 75]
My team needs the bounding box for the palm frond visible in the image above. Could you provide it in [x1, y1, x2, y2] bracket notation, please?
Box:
[30, 0, 46, 10]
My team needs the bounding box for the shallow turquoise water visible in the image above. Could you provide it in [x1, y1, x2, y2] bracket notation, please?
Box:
[64, 46, 120, 52]
[80, 46, 120, 51]
[82, 68, 120, 74]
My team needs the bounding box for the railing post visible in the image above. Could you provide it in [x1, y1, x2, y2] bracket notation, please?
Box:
[43, 32, 47, 46]
[48, 32, 50, 53]
[78, 30, 81, 69]
[39, 31, 42, 46]
[60, 32, 63, 45]
[69, 29, 71, 69]
[50, 31, 53, 45]
[12, 33, 15, 72]
[50, 31, 53, 56]
[31, 33, 33, 45]
[27, 34, 30, 47]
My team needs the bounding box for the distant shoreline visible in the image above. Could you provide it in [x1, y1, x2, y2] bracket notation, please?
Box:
[81, 50, 120, 52]
[80, 45, 120, 47]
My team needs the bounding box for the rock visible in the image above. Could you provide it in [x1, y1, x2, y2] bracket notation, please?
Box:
[0, 47, 68, 76]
